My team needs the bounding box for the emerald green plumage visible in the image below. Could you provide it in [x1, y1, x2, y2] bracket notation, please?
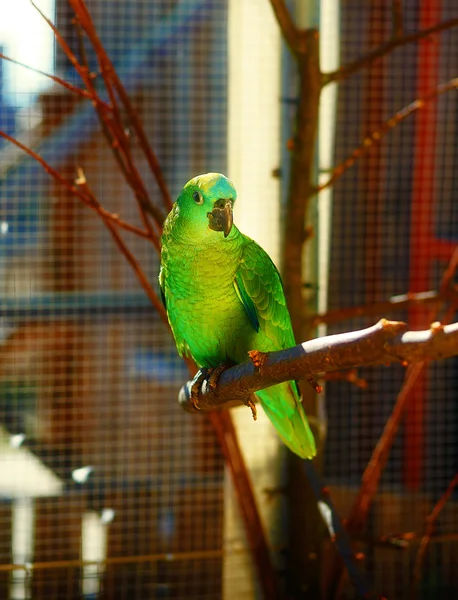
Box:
[159, 173, 316, 459]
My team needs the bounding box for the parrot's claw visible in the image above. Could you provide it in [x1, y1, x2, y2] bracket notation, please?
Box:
[189, 368, 208, 411]
[189, 363, 233, 409]
[207, 362, 232, 395]
[248, 349, 268, 372]
[245, 397, 257, 421]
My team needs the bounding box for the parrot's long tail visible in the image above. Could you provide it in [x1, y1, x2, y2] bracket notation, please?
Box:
[256, 381, 316, 459]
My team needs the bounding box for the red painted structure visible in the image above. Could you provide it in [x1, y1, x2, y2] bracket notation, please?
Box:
[405, 0, 456, 490]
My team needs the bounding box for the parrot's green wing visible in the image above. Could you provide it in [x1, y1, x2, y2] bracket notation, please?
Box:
[234, 273, 260, 332]
[234, 237, 316, 459]
[235, 237, 296, 349]
[158, 267, 167, 310]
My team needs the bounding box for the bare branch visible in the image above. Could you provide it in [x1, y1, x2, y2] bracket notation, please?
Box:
[178, 319, 458, 413]
[15, 6, 276, 596]
[326, 248, 458, 590]
[322, 369, 368, 389]
[346, 247, 458, 529]
[73, 17, 164, 237]
[310, 287, 458, 327]
[410, 474, 458, 599]
[75, 169, 167, 320]
[206, 411, 279, 599]
[392, 0, 404, 38]
[268, 0, 300, 56]
[317, 78, 458, 194]
[346, 362, 425, 536]
[30, 0, 166, 232]
[68, 0, 173, 212]
[0, 53, 112, 112]
[323, 17, 458, 84]
[0, 131, 152, 241]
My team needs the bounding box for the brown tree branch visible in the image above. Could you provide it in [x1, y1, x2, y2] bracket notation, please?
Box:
[31, 0, 165, 236]
[323, 17, 458, 85]
[9, 7, 278, 597]
[282, 30, 322, 338]
[267, 4, 332, 595]
[409, 473, 458, 599]
[310, 287, 458, 327]
[322, 369, 368, 390]
[71, 17, 164, 239]
[325, 247, 458, 595]
[178, 319, 458, 413]
[349, 363, 425, 534]
[68, 0, 173, 212]
[268, 0, 301, 56]
[75, 169, 167, 321]
[317, 78, 458, 194]
[0, 52, 112, 112]
[0, 131, 153, 242]
[392, 0, 404, 38]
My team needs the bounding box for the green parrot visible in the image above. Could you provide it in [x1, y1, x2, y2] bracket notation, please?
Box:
[159, 173, 316, 459]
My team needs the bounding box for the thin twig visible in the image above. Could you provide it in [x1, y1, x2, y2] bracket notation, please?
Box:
[347, 249, 458, 526]
[74, 15, 161, 233]
[0, 131, 152, 241]
[72, 17, 89, 68]
[409, 473, 458, 599]
[75, 169, 167, 321]
[349, 363, 425, 533]
[322, 369, 368, 389]
[268, 0, 300, 55]
[392, 0, 404, 38]
[30, 0, 165, 237]
[70, 16, 164, 238]
[439, 247, 458, 325]
[0, 53, 112, 112]
[327, 248, 458, 593]
[310, 288, 458, 327]
[77, 8, 167, 232]
[68, 0, 173, 212]
[18, 7, 276, 597]
[439, 246, 458, 296]
[30, 1, 87, 85]
[69, 6, 277, 593]
[178, 319, 458, 413]
[302, 461, 380, 600]
[207, 411, 279, 599]
[317, 78, 458, 193]
[324, 17, 458, 84]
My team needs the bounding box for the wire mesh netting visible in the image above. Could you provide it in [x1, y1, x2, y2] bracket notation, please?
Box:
[326, 1, 458, 598]
[1, 1, 227, 598]
[0, 0, 457, 599]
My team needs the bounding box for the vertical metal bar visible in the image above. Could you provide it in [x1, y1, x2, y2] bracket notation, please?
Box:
[10, 498, 35, 600]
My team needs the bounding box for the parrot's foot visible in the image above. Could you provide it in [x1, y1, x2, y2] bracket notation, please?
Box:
[245, 397, 257, 421]
[248, 349, 269, 372]
[189, 368, 209, 411]
[190, 363, 233, 409]
[207, 362, 233, 395]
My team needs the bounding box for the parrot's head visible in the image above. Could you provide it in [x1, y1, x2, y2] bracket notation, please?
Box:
[176, 173, 237, 240]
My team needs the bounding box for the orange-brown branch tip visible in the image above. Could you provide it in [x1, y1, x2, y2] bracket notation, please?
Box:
[248, 349, 269, 372]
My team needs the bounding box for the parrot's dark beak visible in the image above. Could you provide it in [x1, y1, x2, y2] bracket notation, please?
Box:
[207, 198, 233, 238]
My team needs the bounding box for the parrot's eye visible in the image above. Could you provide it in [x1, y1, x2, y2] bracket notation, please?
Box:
[193, 191, 203, 205]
